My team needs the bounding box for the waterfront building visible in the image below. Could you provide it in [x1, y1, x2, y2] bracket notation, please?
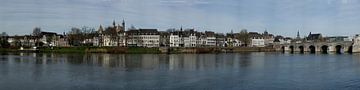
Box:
[169, 28, 208, 47]
[6, 32, 67, 47]
[249, 32, 265, 47]
[126, 29, 160, 47]
[262, 30, 274, 46]
[205, 31, 216, 47]
[183, 29, 198, 47]
[325, 36, 352, 42]
[170, 32, 181, 47]
[274, 36, 292, 45]
[225, 33, 241, 47]
[306, 32, 323, 42]
[39, 32, 58, 46]
[95, 20, 126, 47]
[215, 33, 226, 47]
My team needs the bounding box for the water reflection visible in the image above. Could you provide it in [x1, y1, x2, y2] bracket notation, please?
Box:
[2, 53, 360, 89]
[1, 52, 268, 71]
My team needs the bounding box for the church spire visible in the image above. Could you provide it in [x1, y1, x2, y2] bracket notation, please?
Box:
[297, 30, 300, 39]
[113, 20, 116, 27]
[98, 25, 104, 34]
[122, 19, 125, 31]
[264, 28, 268, 35]
[180, 26, 183, 31]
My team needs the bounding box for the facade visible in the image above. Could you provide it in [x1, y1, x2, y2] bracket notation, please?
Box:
[215, 33, 226, 47]
[263, 31, 274, 46]
[225, 33, 241, 47]
[306, 32, 323, 42]
[169, 29, 200, 47]
[205, 31, 216, 47]
[325, 36, 352, 42]
[170, 33, 180, 47]
[274, 36, 292, 45]
[6, 32, 68, 47]
[126, 29, 160, 47]
[3, 26, 298, 48]
[249, 32, 265, 47]
[184, 34, 198, 47]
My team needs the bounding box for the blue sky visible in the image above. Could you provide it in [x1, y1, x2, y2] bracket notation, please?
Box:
[1, 0, 360, 37]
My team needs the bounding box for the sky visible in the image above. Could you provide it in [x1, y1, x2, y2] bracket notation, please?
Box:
[1, 0, 360, 37]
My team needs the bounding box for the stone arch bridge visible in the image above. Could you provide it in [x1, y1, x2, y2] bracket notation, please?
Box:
[275, 41, 353, 53]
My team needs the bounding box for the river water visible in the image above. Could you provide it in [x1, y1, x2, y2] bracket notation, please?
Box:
[1, 52, 360, 90]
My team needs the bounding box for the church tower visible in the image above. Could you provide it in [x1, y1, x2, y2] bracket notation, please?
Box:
[122, 19, 125, 31]
[296, 30, 300, 39]
[113, 20, 116, 28]
[98, 25, 104, 34]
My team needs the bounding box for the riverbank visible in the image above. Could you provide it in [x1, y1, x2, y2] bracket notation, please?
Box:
[0, 47, 276, 54]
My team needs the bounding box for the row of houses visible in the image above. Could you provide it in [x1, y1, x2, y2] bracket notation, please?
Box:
[2, 21, 291, 48]
[89, 22, 277, 47]
[5, 32, 68, 47]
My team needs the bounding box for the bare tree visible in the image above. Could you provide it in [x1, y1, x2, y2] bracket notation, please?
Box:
[0, 32, 10, 48]
[237, 29, 250, 47]
[67, 26, 97, 46]
[104, 27, 118, 46]
[67, 27, 82, 46]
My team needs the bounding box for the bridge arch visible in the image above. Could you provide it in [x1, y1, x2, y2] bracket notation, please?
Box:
[321, 45, 329, 54]
[309, 45, 316, 54]
[348, 46, 353, 53]
[299, 46, 304, 53]
[289, 46, 294, 53]
[335, 45, 342, 54]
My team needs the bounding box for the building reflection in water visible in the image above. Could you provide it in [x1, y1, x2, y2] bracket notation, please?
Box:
[1, 53, 269, 71]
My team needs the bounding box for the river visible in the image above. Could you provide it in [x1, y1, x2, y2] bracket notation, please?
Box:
[1, 52, 360, 90]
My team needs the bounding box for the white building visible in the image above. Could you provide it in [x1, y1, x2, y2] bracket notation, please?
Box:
[126, 29, 160, 47]
[262, 31, 274, 46]
[225, 33, 242, 47]
[183, 34, 197, 47]
[169, 29, 200, 47]
[170, 33, 181, 47]
[205, 31, 216, 47]
[251, 38, 265, 47]
[206, 37, 216, 47]
[249, 32, 265, 47]
[230, 38, 242, 47]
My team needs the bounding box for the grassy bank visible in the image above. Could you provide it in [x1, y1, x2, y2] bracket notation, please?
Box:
[0, 48, 16, 52]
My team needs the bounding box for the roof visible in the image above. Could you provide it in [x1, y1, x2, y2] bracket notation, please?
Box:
[249, 32, 263, 38]
[205, 31, 215, 37]
[126, 29, 159, 35]
[307, 33, 322, 40]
